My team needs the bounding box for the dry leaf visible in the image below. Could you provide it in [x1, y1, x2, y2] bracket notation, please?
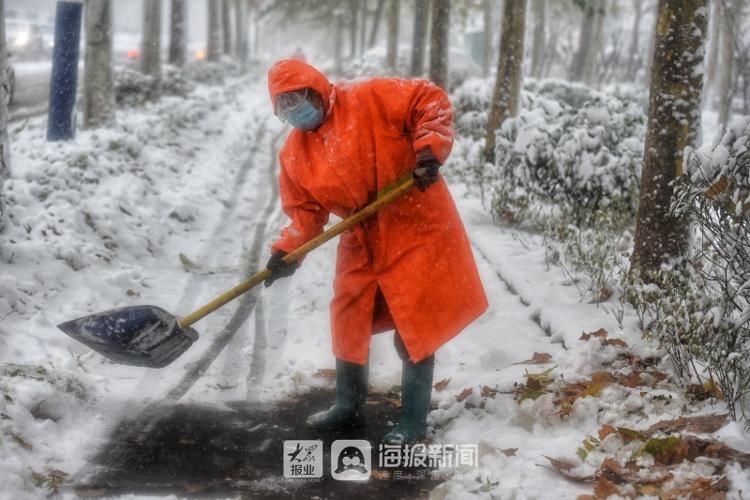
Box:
[647, 414, 729, 435]
[501, 448, 518, 457]
[541, 456, 595, 482]
[481, 385, 500, 398]
[513, 352, 553, 365]
[604, 338, 628, 348]
[313, 368, 337, 379]
[594, 477, 622, 498]
[456, 387, 473, 402]
[434, 378, 450, 391]
[579, 328, 608, 341]
[598, 424, 617, 440]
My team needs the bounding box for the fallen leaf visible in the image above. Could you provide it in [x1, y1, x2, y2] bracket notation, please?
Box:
[579, 328, 608, 341]
[434, 378, 451, 391]
[616, 427, 648, 444]
[540, 456, 595, 482]
[662, 477, 729, 500]
[594, 476, 622, 498]
[604, 338, 628, 348]
[598, 424, 617, 440]
[513, 352, 553, 365]
[456, 387, 473, 402]
[647, 414, 729, 435]
[481, 385, 500, 398]
[500, 448, 517, 457]
[313, 369, 336, 379]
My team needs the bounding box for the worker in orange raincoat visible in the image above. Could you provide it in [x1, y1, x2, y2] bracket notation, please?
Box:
[265, 59, 488, 444]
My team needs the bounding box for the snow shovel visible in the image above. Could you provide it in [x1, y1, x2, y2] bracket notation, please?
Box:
[57, 175, 417, 368]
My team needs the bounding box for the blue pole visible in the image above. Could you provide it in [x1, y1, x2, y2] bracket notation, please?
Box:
[47, 1, 82, 141]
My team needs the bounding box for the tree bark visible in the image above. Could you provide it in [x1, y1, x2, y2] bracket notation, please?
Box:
[207, 0, 222, 62]
[84, 0, 114, 128]
[386, 0, 399, 71]
[141, 0, 162, 84]
[583, 0, 606, 85]
[368, 0, 385, 48]
[335, 11, 344, 73]
[484, 0, 527, 163]
[482, 0, 492, 78]
[0, 0, 10, 220]
[410, 0, 430, 76]
[349, 0, 359, 58]
[717, 0, 735, 127]
[222, 0, 232, 55]
[429, 0, 450, 89]
[169, 0, 187, 66]
[530, 0, 545, 79]
[631, 0, 708, 275]
[359, 0, 367, 56]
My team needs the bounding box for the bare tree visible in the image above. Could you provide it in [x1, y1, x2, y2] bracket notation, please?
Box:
[207, 0, 222, 62]
[631, 0, 708, 275]
[234, 0, 246, 63]
[410, 0, 430, 76]
[359, 0, 367, 56]
[626, 0, 644, 76]
[704, 0, 722, 96]
[0, 0, 10, 220]
[349, 0, 359, 58]
[169, 0, 187, 66]
[368, 0, 385, 48]
[717, 0, 736, 127]
[222, 0, 232, 55]
[429, 0, 450, 89]
[482, 0, 493, 77]
[484, 0, 527, 163]
[386, 0, 399, 71]
[530, 0, 545, 79]
[141, 0, 162, 87]
[83, 0, 114, 128]
[569, 0, 606, 85]
[335, 10, 345, 73]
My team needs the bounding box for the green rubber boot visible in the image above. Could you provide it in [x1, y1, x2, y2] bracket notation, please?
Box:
[306, 358, 368, 430]
[383, 355, 435, 445]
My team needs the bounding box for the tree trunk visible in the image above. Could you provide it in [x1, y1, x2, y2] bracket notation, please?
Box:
[0, 0, 10, 220]
[168, 0, 187, 66]
[410, 0, 430, 76]
[368, 0, 385, 48]
[222, 0, 232, 55]
[234, 0, 246, 63]
[141, 0, 162, 85]
[480, 0, 492, 78]
[704, 0, 722, 95]
[349, 0, 359, 58]
[569, 0, 596, 81]
[386, 0, 399, 71]
[583, 0, 606, 85]
[717, 0, 735, 128]
[627, 0, 643, 76]
[83, 0, 114, 128]
[207, 0, 222, 62]
[359, 0, 367, 56]
[484, 0, 527, 163]
[530, 0, 545, 79]
[631, 0, 708, 275]
[429, 0, 450, 89]
[335, 12, 344, 73]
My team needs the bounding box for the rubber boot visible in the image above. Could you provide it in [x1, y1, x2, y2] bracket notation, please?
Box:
[306, 358, 368, 430]
[383, 355, 435, 445]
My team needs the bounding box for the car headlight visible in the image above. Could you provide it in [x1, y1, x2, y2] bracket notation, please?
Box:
[14, 31, 30, 48]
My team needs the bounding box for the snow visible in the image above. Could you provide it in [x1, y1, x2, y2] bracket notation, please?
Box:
[1, 63, 749, 499]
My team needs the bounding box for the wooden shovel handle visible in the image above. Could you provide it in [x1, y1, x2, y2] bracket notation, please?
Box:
[178, 175, 416, 329]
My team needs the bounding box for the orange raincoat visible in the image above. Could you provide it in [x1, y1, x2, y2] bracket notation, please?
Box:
[268, 60, 488, 365]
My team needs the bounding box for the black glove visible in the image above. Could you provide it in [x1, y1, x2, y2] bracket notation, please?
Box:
[413, 149, 441, 192]
[264, 251, 298, 287]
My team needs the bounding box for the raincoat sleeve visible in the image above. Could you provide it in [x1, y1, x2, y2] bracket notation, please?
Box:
[271, 157, 329, 258]
[374, 79, 455, 164]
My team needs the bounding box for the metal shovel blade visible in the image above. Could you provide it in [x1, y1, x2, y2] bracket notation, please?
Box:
[57, 305, 199, 368]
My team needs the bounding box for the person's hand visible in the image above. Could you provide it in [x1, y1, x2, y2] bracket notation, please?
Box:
[264, 251, 298, 287]
[413, 149, 441, 192]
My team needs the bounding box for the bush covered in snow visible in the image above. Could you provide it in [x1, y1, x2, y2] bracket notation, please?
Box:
[633, 117, 750, 422]
[114, 65, 194, 107]
[448, 78, 646, 229]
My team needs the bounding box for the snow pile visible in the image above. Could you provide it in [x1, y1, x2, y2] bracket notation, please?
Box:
[0, 69, 266, 497]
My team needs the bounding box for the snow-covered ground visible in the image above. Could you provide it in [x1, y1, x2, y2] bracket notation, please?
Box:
[1, 67, 749, 499]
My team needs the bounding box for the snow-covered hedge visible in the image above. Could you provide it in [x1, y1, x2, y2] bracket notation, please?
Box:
[114, 65, 194, 107]
[643, 117, 750, 422]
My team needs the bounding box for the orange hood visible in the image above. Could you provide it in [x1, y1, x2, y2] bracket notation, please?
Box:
[267, 59, 333, 113]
